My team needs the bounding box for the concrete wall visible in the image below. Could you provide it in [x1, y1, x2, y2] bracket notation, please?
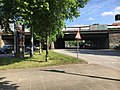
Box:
[109, 33, 120, 49]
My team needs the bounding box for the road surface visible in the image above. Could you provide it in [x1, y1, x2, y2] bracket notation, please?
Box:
[53, 49, 120, 71]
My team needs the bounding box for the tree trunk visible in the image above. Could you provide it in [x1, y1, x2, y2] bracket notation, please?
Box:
[45, 35, 49, 62]
[39, 39, 42, 55]
[30, 26, 34, 57]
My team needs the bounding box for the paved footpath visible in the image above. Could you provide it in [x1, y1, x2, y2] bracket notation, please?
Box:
[0, 64, 120, 90]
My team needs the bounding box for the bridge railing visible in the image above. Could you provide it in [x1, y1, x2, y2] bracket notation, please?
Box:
[63, 24, 120, 32]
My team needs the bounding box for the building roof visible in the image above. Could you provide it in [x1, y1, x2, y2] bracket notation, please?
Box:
[112, 21, 120, 26]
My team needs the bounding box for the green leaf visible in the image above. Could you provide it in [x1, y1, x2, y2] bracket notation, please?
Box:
[30, 11, 33, 15]
[24, 2, 28, 6]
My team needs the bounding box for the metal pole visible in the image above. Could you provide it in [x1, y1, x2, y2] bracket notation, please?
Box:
[76, 39, 79, 59]
[75, 28, 81, 59]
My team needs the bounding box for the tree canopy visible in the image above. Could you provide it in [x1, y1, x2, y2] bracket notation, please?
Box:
[16, 0, 89, 36]
[0, 0, 17, 32]
[1, 0, 89, 39]
[1, 0, 89, 60]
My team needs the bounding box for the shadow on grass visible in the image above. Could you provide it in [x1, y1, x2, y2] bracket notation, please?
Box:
[0, 56, 44, 66]
[0, 57, 27, 66]
[26, 60, 44, 63]
[40, 69, 120, 81]
[0, 77, 19, 90]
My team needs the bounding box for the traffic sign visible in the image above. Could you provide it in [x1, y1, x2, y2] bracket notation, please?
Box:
[75, 31, 81, 39]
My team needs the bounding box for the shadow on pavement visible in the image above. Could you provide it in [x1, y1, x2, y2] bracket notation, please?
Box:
[65, 49, 120, 56]
[0, 77, 19, 90]
[40, 69, 120, 81]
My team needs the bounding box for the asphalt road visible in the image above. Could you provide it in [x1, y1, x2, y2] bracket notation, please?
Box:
[53, 49, 120, 71]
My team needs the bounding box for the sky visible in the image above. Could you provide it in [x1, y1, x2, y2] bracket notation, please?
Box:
[65, 0, 120, 26]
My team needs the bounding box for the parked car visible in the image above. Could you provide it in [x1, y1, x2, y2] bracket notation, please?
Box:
[0, 45, 14, 54]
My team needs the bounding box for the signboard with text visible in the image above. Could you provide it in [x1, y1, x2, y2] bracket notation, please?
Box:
[90, 24, 108, 30]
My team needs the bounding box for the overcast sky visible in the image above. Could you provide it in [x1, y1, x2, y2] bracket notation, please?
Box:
[65, 0, 120, 26]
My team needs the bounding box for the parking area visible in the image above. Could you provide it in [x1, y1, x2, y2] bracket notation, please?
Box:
[0, 64, 120, 90]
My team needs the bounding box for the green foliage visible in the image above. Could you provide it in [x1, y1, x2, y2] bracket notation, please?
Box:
[1, 0, 89, 41]
[1, 0, 17, 19]
[1, 0, 89, 60]
[15, 0, 89, 40]
[1, 0, 89, 35]
[0, 0, 17, 33]
[66, 41, 77, 46]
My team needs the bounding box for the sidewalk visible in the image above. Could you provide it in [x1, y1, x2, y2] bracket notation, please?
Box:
[0, 64, 120, 90]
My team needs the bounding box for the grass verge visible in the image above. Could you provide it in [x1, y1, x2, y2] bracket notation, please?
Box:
[0, 50, 87, 70]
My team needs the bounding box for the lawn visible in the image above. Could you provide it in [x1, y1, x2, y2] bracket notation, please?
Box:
[0, 50, 87, 70]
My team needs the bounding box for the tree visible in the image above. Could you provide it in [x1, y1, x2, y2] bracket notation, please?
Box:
[34, 0, 89, 61]
[1, 0, 89, 61]
[0, 0, 17, 33]
[16, 0, 89, 61]
[16, 0, 50, 57]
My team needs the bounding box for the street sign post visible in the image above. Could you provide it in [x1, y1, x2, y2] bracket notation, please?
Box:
[75, 29, 81, 59]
